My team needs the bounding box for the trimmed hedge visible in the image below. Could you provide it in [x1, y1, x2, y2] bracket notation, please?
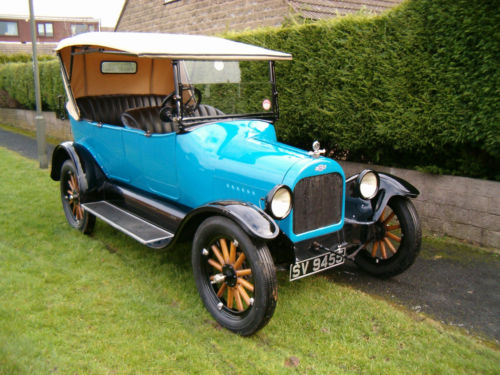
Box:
[0, 60, 64, 111]
[0, 0, 498, 179]
[227, 0, 500, 180]
[0, 53, 55, 64]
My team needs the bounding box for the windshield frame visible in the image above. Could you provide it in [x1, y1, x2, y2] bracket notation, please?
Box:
[173, 60, 279, 130]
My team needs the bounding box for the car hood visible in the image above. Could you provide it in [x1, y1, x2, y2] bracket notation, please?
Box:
[177, 120, 343, 209]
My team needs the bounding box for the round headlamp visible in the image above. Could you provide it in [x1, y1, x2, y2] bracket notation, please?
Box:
[266, 185, 293, 220]
[357, 170, 379, 199]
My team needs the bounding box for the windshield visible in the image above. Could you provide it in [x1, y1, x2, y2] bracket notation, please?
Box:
[180, 60, 275, 120]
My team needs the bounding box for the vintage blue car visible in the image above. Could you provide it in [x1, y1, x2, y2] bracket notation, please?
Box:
[51, 32, 421, 335]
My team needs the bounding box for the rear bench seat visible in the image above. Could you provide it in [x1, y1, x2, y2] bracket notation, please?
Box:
[76, 94, 225, 134]
[76, 95, 164, 126]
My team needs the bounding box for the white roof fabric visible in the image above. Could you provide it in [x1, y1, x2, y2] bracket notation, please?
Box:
[56, 32, 292, 61]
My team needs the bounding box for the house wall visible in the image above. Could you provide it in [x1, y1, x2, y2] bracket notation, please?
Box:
[116, 0, 290, 35]
[0, 18, 99, 43]
[115, 0, 404, 35]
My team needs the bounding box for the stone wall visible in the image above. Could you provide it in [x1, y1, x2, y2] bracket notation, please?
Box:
[0, 108, 72, 141]
[340, 161, 500, 248]
[0, 108, 498, 248]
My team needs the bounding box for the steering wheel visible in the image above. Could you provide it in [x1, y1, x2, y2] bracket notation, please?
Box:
[160, 86, 202, 121]
[183, 86, 202, 115]
[159, 91, 176, 122]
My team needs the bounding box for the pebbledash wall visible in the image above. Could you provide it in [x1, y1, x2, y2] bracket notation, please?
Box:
[1, 108, 498, 248]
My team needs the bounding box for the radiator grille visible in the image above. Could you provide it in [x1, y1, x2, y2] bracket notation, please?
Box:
[293, 173, 343, 234]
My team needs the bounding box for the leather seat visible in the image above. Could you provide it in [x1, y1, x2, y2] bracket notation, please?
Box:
[193, 104, 225, 117]
[76, 95, 164, 126]
[121, 104, 225, 134]
[121, 106, 175, 133]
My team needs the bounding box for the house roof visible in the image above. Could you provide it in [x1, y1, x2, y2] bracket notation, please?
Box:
[287, 0, 402, 18]
[55, 32, 292, 60]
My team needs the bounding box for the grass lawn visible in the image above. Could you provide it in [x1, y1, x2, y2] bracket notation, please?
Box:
[0, 146, 498, 374]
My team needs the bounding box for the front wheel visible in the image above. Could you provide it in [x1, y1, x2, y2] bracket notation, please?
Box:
[355, 197, 421, 278]
[192, 216, 277, 336]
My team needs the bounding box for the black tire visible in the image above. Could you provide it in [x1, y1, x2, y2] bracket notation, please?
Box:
[192, 216, 277, 336]
[355, 197, 421, 278]
[60, 159, 95, 234]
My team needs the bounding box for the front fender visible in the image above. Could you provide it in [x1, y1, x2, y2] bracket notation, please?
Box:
[50, 142, 105, 200]
[345, 172, 419, 224]
[172, 201, 279, 248]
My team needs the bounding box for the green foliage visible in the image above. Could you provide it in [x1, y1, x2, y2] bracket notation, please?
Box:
[0, 53, 55, 64]
[0, 0, 498, 179]
[0, 60, 64, 111]
[227, 0, 500, 180]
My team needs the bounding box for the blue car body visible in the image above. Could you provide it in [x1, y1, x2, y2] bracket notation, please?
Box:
[70, 116, 346, 244]
[51, 32, 422, 335]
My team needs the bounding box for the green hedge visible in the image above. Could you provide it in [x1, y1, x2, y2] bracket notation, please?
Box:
[0, 60, 64, 111]
[0, 0, 498, 179]
[0, 53, 55, 64]
[227, 0, 500, 180]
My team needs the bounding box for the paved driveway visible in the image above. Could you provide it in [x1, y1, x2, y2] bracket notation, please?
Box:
[326, 242, 500, 343]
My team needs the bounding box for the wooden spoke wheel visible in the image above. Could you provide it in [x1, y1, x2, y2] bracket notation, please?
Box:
[60, 160, 95, 234]
[207, 238, 255, 313]
[355, 197, 421, 278]
[192, 216, 277, 336]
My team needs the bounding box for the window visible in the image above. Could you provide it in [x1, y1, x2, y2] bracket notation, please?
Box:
[101, 61, 137, 74]
[71, 23, 96, 36]
[0, 21, 18, 36]
[37, 23, 53, 37]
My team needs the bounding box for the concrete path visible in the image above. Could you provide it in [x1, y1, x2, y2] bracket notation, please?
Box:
[1, 126, 498, 344]
[0, 127, 54, 164]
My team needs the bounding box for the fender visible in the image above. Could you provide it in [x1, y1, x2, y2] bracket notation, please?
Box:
[170, 201, 280, 248]
[345, 172, 419, 224]
[50, 142, 105, 200]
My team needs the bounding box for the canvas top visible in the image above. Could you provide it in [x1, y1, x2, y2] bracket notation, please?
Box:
[56, 32, 292, 61]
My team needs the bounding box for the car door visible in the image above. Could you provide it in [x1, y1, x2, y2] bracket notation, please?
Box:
[82, 122, 129, 183]
[122, 129, 179, 200]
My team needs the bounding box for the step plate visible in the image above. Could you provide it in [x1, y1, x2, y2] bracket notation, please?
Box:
[82, 201, 173, 245]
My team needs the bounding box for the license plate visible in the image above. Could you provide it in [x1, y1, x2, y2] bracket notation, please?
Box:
[289, 247, 345, 281]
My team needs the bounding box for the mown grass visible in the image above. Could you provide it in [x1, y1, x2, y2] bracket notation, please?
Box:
[0, 146, 498, 374]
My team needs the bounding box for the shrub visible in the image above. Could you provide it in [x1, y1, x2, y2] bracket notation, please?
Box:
[0, 0, 497, 179]
[227, 0, 499, 180]
[0, 60, 64, 112]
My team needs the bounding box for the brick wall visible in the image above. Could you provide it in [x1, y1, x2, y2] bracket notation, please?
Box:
[116, 0, 403, 35]
[116, 0, 290, 34]
[0, 42, 57, 55]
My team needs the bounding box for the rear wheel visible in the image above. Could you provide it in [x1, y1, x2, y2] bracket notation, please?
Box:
[60, 159, 95, 234]
[192, 216, 277, 336]
[355, 197, 421, 278]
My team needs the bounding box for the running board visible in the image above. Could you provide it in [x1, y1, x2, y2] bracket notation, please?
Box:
[82, 201, 173, 249]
